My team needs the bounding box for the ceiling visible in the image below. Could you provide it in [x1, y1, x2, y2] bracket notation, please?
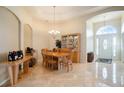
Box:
[87, 11, 124, 23]
[23, 6, 109, 22]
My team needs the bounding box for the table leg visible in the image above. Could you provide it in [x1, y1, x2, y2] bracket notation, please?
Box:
[8, 66, 13, 86]
[23, 61, 29, 73]
[13, 65, 19, 85]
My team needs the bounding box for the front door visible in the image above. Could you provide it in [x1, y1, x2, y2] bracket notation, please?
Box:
[97, 35, 113, 59]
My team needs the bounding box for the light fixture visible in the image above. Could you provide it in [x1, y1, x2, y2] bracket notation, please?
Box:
[48, 6, 60, 39]
[103, 15, 106, 34]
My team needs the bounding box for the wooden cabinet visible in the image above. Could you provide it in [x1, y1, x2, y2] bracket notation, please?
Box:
[61, 33, 80, 63]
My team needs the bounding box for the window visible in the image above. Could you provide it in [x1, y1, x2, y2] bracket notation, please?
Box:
[96, 38, 99, 55]
[103, 39, 107, 50]
[113, 37, 116, 57]
[96, 25, 117, 35]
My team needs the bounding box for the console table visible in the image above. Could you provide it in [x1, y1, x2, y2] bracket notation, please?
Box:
[0, 56, 33, 86]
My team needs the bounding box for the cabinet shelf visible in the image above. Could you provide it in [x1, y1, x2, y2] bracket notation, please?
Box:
[61, 33, 80, 63]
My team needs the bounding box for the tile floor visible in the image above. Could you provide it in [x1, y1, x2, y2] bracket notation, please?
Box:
[14, 62, 124, 87]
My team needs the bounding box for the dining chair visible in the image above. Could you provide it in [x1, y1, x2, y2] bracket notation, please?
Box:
[57, 48, 73, 72]
[56, 48, 61, 52]
[45, 54, 49, 68]
[53, 48, 57, 52]
[43, 53, 49, 67]
[59, 54, 73, 72]
[41, 48, 48, 66]
[47, 55, 58, 70]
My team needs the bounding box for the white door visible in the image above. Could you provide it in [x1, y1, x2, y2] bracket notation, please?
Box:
[97, 35, 113, 59]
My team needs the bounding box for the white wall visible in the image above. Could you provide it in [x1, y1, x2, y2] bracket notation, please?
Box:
[6, 7, 50, 62]
[6, 6, 34, 52]
[24, 24, 32, 49]
[32, 20, 49, 62]
[0, 7, 20, 62]
[121, 15, 124, 62]
[0, 7, 20, 86]
[86, 22, 94, 53]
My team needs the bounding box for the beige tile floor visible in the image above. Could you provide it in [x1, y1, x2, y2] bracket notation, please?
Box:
[14, 62, 124, 87]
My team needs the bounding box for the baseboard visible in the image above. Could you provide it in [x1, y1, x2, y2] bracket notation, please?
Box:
[0, 78, 10, 87]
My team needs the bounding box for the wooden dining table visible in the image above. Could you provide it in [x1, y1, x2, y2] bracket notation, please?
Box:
[44, 51, 70, 58]
[43, 51, 70, 69]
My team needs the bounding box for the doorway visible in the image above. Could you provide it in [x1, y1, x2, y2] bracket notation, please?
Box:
[95, 25, 119, 62]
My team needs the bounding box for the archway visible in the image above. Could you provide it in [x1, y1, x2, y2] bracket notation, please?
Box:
[86, 11, 123, 63]
[96, 25, 118, 61]
[0, 6, 21, 86]
[0, 6, 21, 62]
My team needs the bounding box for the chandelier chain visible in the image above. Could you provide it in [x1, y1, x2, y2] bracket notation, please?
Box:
[53, 6, 56, 30]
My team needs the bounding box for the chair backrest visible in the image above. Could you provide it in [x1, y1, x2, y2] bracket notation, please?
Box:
[44, 53, 49, 62]
[61, 48, 72, 59]
[42, 53, 45, 60]
[41, 48, 49, 62]
[62, 56, 68, 63]
[56, 48, 61, 52]
[53, 48, 57, 52]
[46, 54, 55, 64]
[41, 48, 48, 54]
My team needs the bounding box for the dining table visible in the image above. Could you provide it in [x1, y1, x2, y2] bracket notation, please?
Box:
[43, 51, 70, 69]
[44, 51, 70, 58]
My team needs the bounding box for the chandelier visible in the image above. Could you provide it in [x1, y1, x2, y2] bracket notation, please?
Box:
[48, 6, 60, 39]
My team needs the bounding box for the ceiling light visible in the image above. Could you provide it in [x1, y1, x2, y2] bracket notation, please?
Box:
[48, 6, 60, 39]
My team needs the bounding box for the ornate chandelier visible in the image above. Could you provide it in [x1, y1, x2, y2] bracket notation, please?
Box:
[48, 6, 60, 39]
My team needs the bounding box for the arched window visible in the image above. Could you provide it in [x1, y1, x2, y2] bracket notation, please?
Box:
[96, 25, 117, 35]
